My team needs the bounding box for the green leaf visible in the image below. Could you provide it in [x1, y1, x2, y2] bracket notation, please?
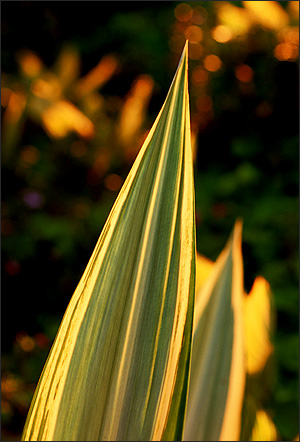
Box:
[22, 41, 195, 442]
[183, 220, 246, 442]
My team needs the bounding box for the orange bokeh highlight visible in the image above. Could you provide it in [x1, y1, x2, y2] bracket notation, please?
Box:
[188, 43, 203, 60]
[174, 3, 193, 22]
[204, 54, 222, 72]
[17, 51, 43, 78]
[212, 25, 233, 43]
[274, 43, 298, 61]
[104, 174, 123, 192]
[191, 6, 207, 25]
[16, 332, 35, 352]
[1, 377, 18, 396]
[30, 76, 61, 101]
[20, 145, 39, 165]
[1, 87, 12, 107]
[288, 0, 299, 19]
[70, 141, 88, 158]
[169, 34, 186, 53]
[192, 66, 209, 83]
[196, 95, 213, 113]
[4, 91, 26, 123]
[284, 28, 299, 46]
[235, 64, 254, 82]
[75, 55, 119, 97]
[184, 25, 202, 43]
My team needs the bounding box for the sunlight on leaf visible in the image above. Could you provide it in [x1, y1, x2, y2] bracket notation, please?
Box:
[183, 220, 245, 442]
[22, 41, 195, 442]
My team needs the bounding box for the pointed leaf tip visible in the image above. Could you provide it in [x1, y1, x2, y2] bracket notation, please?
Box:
[22, 41, 195, 442]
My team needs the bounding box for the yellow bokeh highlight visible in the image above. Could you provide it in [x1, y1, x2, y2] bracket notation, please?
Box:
[243, 1, 289, 31]
[42, 100, 95, 139]
[244, 276, 273, 375]
[119, 74, 154, 146]
[218, 3, 253, 36]
[75, 55, 119, 97]
[251, 409, 277, 441]
[212, 25, 233, 43]
[30, 76, 61, 101]
[204, 54, 222, 72]
[174, 3, 193, 22]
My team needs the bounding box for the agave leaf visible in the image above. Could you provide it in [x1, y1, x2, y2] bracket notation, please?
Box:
[183, 220, 246, 442]
[22, 41, 195, 442]
[244, 276, 274, 375]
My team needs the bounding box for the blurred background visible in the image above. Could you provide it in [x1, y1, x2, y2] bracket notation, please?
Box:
[1, 1, 298, 440]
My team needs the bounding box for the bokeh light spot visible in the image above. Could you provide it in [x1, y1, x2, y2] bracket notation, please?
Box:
[34, 333, 50, 350]
[174, 3, 193, 22]
[274, 43, 298, 61]
[17, 51, 42, 78]
[212, 25, 233, 43]
[235, 64, 254, 83]
[20, 145, 39, 165]
[243, 0, 289, 31]
[185, 25, 202, 43]
[188, 43, 203, 60]
[16, 333, 35, 352]
[191, 6, 207, 25]
[192, 66, 209, 83]
[204, 54, 222, 72]
[104, 174, 123, 192]
[196, 95, 213, 113]
[4, 260, 21, 276]
[22, 191, 44, 209]
[70, 141, 87, 158]
[169, 34, 186, 53]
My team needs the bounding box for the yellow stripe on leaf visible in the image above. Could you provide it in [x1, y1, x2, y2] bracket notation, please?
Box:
[22, 41, 195, 442]
[183, 220, 246, 442]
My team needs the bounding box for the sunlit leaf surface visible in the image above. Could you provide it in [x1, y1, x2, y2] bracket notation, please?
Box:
[183, 220, 245, 442]
[22, 41, 195, 442]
